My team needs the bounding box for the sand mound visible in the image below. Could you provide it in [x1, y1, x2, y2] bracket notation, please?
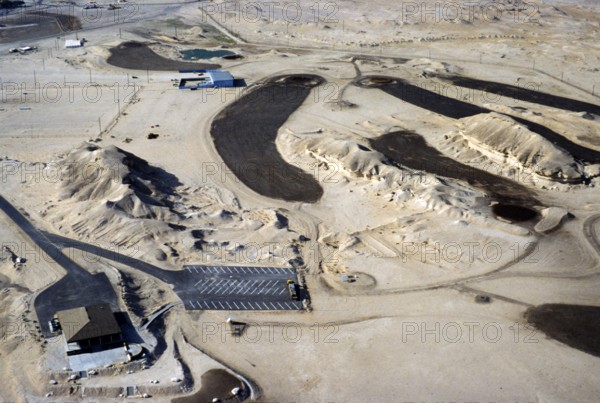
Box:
[58, 143, 179, 220]
[279, 130, 484, 217]
[454, 113, 585, 182]
[45, 143, 181, 246]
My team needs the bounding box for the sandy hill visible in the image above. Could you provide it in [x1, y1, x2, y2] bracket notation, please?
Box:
[450, 112, 587, 182]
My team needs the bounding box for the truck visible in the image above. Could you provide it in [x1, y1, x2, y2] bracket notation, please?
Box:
[287, 280, 298, 300]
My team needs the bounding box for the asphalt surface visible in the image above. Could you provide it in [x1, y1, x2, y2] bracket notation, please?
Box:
[0, 193, 303, 339]
[211, 74, 325, 203]
[178, 265, 302, 311]
[0, 195, 118, 337]
[43, 233, 302, 311]
[0, 10, 75, 43]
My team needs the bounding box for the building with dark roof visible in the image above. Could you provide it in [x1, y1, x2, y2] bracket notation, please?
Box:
[56, 304, 123, 355]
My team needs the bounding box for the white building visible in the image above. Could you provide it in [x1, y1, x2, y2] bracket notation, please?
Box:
[65, 40, 82, 48]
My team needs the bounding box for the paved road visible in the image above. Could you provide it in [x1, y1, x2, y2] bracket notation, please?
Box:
[0, 195, 118, 337]
[0, 195, 302, 334]
[43, 233, 302, 311]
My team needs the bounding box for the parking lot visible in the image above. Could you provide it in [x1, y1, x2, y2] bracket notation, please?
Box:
[176, 265, 303, 311]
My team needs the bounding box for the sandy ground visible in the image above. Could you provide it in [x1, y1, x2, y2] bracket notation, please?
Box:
[0, 0, 599, 401]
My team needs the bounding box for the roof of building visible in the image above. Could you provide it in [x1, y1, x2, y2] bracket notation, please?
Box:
[207, 70, 233, 82]
[56, 304, 121, 343]
[65, 40, 82, 48]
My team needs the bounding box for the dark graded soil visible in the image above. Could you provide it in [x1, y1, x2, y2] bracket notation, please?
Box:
[437, 74, 600, 116]
[492, 203, 538, 222]
[369, 130, 539, 206]
[107, 41, 221, 71]
[356, 76, 600, 165]
[211, 74, 325, 203]
[525, 304, 600, 358]
[171, 369, 244, 403]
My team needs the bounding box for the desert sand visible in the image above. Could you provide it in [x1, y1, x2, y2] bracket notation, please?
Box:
[0, 0, 599, 401]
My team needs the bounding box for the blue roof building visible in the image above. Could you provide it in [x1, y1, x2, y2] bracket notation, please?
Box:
[178, 70, 234, 89]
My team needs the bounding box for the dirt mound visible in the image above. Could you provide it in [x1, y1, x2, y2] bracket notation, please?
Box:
[455, 113, 586, 182]
[45, 143, 182, 246]
[58, 143, 180, 220]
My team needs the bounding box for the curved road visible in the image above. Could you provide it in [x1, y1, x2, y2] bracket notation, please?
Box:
[0, 194, 118, 337]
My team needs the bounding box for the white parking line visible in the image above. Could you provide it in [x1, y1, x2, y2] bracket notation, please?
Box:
[189, 300, 196, 309]
[240, 302, 247, 309]
[240, 280, 257, 294]
[202, 280, 219, 294]
[232, 301, 240, 309]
